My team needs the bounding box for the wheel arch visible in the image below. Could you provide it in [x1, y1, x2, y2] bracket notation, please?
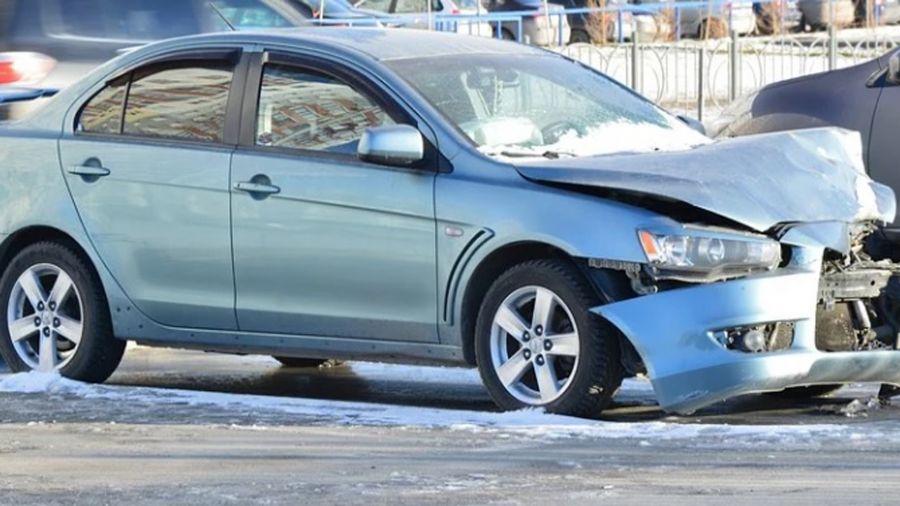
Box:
[0, 226, 99, 284]
[458, 240, 637, 368]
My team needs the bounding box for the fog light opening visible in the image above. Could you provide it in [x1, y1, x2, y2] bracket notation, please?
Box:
[713, 323, 795, 353]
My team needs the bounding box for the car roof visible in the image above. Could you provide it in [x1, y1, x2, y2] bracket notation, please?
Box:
[156, 27, 547, 61]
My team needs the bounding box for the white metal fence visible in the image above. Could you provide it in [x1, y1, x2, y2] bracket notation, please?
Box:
[558, 26, 900, 119]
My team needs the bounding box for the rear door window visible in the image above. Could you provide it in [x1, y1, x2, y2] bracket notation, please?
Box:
[77, 57, 236, 143]
[124, 63, 234, 142]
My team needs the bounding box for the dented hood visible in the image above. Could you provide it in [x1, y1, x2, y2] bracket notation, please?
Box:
[515, 128, 896, 232]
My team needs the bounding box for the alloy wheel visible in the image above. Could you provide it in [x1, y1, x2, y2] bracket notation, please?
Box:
[489, 285, 580, 405]
[7, 263, 84, 371]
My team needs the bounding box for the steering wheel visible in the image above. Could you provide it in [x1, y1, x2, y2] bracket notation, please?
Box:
[540, 120, 584, 145]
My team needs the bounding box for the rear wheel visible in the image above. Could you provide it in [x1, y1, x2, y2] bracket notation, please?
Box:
[475, 259, 622, 418]
[273, 356, 329, 368]
[0, 242, 124, 382]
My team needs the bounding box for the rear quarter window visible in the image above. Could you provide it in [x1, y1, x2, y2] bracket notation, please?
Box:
[77, 76, 127, 134]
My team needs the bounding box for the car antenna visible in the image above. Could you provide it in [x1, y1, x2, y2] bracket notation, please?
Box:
[208, 2, 237, 31]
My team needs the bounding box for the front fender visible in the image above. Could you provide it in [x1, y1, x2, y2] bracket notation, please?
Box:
[435, 156, 679, 347]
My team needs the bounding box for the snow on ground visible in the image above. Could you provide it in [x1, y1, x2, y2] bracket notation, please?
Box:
[0, 364, 893, 448]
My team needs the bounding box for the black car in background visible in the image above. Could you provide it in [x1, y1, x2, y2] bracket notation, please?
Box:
[713, 48, 900, 242]
[0, 0, 309, 117]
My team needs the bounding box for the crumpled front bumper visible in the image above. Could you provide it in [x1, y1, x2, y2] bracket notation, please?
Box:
[594, 245, 900, 414]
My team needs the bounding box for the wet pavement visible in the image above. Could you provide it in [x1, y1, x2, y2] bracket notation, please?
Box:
[103, 346, 900, 426]
[2, 346, 900, 505]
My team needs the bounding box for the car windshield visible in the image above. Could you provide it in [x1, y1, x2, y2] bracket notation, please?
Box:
[209, 0, 303, 28]
[387, 54, 709, 159]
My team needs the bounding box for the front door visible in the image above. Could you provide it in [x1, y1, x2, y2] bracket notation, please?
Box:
[230, 54, 438, 342]
[59, 53, 241, 329]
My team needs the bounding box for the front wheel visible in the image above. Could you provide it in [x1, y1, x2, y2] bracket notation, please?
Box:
[0, 242, 124, 382]
[475, 259, 623, 419]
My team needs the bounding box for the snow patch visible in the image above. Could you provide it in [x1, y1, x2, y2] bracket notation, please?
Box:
[0, 371, 77, 393]
[839, 397, 883, 418]
[0, 371, 884, 446]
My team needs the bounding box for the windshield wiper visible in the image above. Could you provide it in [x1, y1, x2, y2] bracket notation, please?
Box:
[485, 149, 578, 159]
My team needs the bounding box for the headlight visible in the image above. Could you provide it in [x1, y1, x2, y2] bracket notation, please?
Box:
[637, 229, 781, 281]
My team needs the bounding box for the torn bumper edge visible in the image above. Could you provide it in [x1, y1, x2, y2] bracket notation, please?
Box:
[593, 260, 900, 414]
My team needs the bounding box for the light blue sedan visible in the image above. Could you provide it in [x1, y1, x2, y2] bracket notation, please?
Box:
[0, 28, 897, 417]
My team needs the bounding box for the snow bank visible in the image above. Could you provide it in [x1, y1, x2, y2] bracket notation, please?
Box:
[0, 370, 883, 447]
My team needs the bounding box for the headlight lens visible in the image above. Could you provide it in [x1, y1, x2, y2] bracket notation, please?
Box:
[638, 229, 781, 279]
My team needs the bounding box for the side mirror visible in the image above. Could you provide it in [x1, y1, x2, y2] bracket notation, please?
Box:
[677, 115, 707, 136]
[889, 52, 900, 84]
[357, 125, 425, 167]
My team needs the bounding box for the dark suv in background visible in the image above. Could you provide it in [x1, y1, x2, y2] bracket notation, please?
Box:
[0, 0, 309, 117]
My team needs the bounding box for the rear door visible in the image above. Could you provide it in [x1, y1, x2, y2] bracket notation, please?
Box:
[229, 51, 439, 342]
[58, 49, 245, 329]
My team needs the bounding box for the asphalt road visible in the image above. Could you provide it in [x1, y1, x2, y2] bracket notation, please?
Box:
[1, 346, 899, 505]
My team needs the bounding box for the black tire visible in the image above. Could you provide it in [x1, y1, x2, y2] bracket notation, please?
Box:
[0, 241, 124, 383]
[273, 356, 329, 368]
[475, 259, 623, 419]
[766, 384, 844, 399]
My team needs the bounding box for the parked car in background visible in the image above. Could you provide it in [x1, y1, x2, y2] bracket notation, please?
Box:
[558, 0, 634, 43]
[881, 0, 900, 24]
[2, 28, 899, 419]
[353, 0, 494, 37]
[753, 0, 803, 34]
[677, 0, 757, 37]
[856, 0, 900, 26]
[712, 48, 900, 241]
[798, 0, 855, 29]
[629, 0, 675, 41]
[629, 0, 754, 39]
[286, 0, 392, 25]
[0, 0, 309, 118]
[484, 0, 571, 45]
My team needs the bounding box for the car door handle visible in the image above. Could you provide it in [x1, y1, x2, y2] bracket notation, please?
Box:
[67, 165, 110, 177]
[233, 181, 280, 195]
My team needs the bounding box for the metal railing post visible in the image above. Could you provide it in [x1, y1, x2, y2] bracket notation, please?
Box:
[631, 34, 639, 93]
[828, 22, 837, 70]
[675, 7, 681, 40]
[729, 29, 739, 101]
[698, 46, 705, 122]
[558, 12, 564, 46]
[618, 8, 624, 44]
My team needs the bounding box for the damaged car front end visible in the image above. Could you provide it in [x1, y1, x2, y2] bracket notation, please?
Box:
[516, 128, 900, 413]
[388, 46, 900, 416]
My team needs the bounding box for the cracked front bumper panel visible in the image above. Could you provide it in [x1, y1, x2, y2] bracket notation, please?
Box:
[594, 259, 900, 414]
